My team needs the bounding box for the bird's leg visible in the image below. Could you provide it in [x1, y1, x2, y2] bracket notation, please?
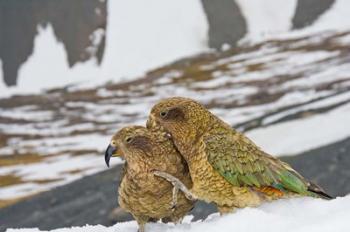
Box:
[171, 185, 179, 211]
[134, 215, 148, 232]
[138, 225, 145, 232]
[153, 170, 197, 201]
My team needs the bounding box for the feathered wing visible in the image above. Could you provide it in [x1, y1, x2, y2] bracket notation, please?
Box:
[204, 132, 332, 199]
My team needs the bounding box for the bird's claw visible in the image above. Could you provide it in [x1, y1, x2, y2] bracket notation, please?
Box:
[170, 203, 176, 212]
[153, 170, 197, 202]
[171, 186, 179, 211]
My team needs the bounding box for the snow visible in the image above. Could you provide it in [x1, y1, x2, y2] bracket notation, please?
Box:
[247, 102, 350, 156]
[102, 0, 208, 80]
[6, 196, 350, 232]
[235, 0, 297, 38]
[237, 0, 350, 43]
[0, 153, 119, 200]
[17, 25, 101, 94]
[309, 0, 350, 32]
[86, 28, 105, 57]
[261, 91, 350, 125]
[0, 0, 208, 97]
[2, 0, 350, 96]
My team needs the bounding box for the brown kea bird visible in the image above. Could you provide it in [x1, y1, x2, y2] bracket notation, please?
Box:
[147, 97, 332, 214]
[104, 125, 194, 232]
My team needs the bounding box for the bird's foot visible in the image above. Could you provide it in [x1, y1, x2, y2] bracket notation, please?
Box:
[137, 224, 145, 232]
[171, 186, 179, 211]
[153, 170, 197, 201]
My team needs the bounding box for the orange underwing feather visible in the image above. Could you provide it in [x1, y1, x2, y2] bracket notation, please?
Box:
[256, 186, 284, 198]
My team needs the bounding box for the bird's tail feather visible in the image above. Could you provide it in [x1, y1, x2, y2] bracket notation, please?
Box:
[307, 182, 333, 200]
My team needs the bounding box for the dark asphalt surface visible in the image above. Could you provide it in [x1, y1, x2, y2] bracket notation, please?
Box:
[1, 137, 350, 231]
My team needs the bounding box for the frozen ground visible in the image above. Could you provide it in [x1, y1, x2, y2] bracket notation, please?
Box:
[5, 195, 350, 232]
[1, 30, 350, 204]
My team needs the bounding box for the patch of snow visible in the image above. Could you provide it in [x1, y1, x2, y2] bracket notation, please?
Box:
[284, 51, 340, 66]
[308, 0, 350, 32]
[214, 89, 332, 127]
[86, 28, 105, 56]
[191, 76, 233, 89]
[0, 109, 53, 121]
[17, 25, 101, 94]
[6, 196, 350, 232]
[240, 0, 350, 43]
[236, 0, 297, 39]
[101, 0, 208, 81]
[263, 91, 350, 125]
[0, 0, 208, 97]
[281, 62, 350, 89]
[247, 102, 350, 156]
[0, 153, 124, 200]
[336, 33, 350, 45]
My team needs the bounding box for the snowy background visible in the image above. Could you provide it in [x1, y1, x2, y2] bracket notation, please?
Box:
[1, 0, 350, 231]
[2, 0, 350, 95]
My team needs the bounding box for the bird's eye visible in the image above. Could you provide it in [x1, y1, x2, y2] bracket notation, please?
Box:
[160, 111, 168, 118]
[125, 137, 133, 143]
[111, 140, 117, 146]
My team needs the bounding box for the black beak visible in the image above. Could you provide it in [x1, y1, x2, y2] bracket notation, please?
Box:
[105, 145, 117, 168]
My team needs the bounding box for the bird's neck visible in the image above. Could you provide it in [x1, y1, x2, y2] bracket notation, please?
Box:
[125, 155, 153, 175]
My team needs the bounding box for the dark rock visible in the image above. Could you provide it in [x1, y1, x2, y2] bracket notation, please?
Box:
[292, 0, 335, 29]
[201, 0, 247, 49]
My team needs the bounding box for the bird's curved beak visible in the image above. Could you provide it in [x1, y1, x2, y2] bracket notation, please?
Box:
[105, 145, 118, 168]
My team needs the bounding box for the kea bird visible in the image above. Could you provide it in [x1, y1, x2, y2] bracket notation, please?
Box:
[105, 125, 194, 231]
[147, 97, 332, 214]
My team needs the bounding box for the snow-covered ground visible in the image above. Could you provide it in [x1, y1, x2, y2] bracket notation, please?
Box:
[1, 0, 350, 207]
[238, 0, 350, 43]
[0, 0, 208, 96]
[1, 29, 350, 202]
[1, 0, 350, 96]
[6, 196, 350, 232]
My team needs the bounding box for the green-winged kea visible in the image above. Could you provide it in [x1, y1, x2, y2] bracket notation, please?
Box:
[147, 97, 332, 214]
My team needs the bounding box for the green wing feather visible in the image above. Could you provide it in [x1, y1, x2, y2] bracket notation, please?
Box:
[204, 132, 310, 196]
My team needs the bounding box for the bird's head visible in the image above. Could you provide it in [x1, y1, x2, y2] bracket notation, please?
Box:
[104, 126, 153, 167]
[147, 97, 213, 147]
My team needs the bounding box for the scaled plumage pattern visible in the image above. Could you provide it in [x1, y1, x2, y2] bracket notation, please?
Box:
[147, 97, 332, 214]
[105, 126, 194, 232]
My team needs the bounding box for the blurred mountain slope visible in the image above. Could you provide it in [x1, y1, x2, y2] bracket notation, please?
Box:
[1, 30, 350, 205]
[0, 0, 345, 89]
